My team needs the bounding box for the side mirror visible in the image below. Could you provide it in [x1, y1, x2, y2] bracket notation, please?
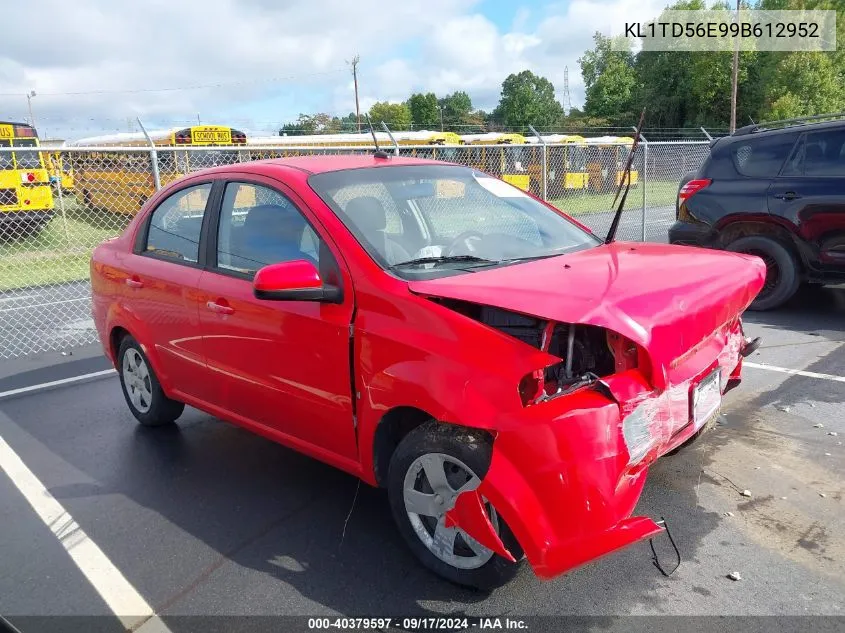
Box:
[253, 260, 343, 303]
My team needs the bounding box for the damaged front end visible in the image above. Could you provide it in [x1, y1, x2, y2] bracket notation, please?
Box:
[422, 296, 760, 579]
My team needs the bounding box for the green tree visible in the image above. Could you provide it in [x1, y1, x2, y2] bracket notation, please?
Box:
[279, 113, 342, 135]
[579, 34, 638, 120]
[368, 101, 412, 130]
[439, 91, 474, 128]
[492, 70, 564, 128]
[760, 52, 845, 119]
[407, 93, 440, 128]
[337, 112, 360, 132]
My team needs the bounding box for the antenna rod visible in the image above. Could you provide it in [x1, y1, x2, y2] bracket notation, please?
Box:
[365, 114, 389, 158]
[604, 109, 646, 244]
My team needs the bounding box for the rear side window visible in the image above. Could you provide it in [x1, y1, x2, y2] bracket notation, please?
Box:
[784, 130, 845, 178]
[145, 183, 212, 262]
[731, 134, 798, 178]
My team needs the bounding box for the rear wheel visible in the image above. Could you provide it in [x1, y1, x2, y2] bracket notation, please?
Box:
[727, 235, 800, 311]
[117, 335, 184, 426]
[387, 422, 522, 589]
[81, 188, 95, 210]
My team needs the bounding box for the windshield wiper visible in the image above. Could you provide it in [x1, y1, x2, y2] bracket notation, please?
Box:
[389, 255, 494, 269]
[502, 253, 561, 263]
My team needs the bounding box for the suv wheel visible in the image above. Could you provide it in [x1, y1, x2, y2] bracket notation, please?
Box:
[727, 236, 800, 310]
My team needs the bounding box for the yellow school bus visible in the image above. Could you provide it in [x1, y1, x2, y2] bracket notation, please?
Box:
[459, 133, 530, 191]
[0, 121, 53, 236]
[41, 145, 75, 192]
[66, 125, 247, 214]
[247, 130, 463, 159]
[525, 135, 589, 197]
[584, 136, 639, 193]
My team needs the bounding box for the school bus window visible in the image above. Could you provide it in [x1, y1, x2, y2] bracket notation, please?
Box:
[0, 140, 12, 169]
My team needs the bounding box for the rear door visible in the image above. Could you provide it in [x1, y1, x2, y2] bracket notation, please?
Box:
[124, 180, 218, 403]
[768, 129, 845, 270]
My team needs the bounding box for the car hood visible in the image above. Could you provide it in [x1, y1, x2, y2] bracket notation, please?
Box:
[408, 242, 766, 383]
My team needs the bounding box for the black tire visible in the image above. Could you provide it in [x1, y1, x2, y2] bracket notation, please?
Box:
[117, 335, 184, 426]
[387, 421, 523, 590]
[81, 188, 95, 210]
[726, 236, 800, 311]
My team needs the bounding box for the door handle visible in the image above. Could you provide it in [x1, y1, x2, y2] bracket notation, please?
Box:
[206, 300, 234, 315]
[125, 276, 144, 288]
[774, 191, 801, 200]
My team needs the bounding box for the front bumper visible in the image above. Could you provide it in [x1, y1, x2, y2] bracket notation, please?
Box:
[461, 321, 747, 579]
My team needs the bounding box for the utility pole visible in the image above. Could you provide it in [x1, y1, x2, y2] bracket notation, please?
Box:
[26, 90, 36, 129]
[730, 0, 740, 133]
[562, 67, 572, 117]
[437, 105, 444, 132]
[349, 54, 361, 132]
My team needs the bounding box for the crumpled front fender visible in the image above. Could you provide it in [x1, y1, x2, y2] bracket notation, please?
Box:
[443, 387, 664, 579]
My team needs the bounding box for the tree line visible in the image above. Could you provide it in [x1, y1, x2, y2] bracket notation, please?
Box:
[583, 0, 845, 129]
[278, 75, 567, 136]
[280, 0, 844, 136]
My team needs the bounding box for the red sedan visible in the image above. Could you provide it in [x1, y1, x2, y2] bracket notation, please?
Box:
[90, 155, 765, 588]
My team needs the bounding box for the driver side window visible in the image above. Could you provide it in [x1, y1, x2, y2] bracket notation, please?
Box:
[216, 182, 322, 277]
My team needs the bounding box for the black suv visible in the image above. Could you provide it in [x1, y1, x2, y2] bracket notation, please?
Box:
[669, 115, 845, 310]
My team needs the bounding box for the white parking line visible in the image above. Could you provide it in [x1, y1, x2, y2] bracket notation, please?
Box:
[0, 435, 171, 631]
[0, 294, 36, 304]
[0, 296, 89, 313]
[745, 361, 845, 383]
[0, 369, 116, 401]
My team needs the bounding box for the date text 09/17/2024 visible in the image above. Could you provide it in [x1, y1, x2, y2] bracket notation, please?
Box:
[307, 617, 528, 630]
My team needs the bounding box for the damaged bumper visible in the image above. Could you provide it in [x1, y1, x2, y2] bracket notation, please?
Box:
[456, 321, 750, 580]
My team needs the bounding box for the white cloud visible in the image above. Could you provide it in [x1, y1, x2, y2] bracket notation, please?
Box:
[3, 0, 670, 138]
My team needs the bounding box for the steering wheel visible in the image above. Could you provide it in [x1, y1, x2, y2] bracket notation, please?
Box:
[445, 230, 485, 256]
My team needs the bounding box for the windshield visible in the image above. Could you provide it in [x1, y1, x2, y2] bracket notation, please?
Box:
[12, 138, 42, 169]
[308, 164, 600, 280]
[568, 146, 587, 171]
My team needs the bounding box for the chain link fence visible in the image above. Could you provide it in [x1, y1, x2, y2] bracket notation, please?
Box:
[0, 141, 710, 359]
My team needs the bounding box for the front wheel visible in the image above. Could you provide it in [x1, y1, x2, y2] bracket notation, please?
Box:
[117, 335, 184, 426]
[727, 236, 800, 310]
[387, 422, 523, 589]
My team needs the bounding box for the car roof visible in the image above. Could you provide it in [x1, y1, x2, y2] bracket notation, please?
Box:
[203, 154, 450, 176]
[730, 118, 845, 141]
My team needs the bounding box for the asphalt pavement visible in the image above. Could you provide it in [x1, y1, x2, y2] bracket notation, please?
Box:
[0, 283, 843, 632]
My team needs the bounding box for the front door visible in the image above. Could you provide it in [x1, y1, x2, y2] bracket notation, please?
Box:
[196, 178, 358, 462]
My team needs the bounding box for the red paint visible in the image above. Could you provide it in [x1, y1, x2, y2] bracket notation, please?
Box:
[91, 155, 764, 583]
[254, 260, 321, 292]
[444, 489, 516, 562]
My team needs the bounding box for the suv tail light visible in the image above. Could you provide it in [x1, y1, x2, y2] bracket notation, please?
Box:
[678, 179, 712, 204]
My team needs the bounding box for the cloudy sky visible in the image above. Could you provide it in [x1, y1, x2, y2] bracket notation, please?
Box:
[2, 0, 667, 140]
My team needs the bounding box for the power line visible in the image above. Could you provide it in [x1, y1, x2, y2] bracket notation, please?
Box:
[0, 69, 347, 97]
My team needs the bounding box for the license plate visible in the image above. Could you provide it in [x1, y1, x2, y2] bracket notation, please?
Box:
[692, 368, 721, 430]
